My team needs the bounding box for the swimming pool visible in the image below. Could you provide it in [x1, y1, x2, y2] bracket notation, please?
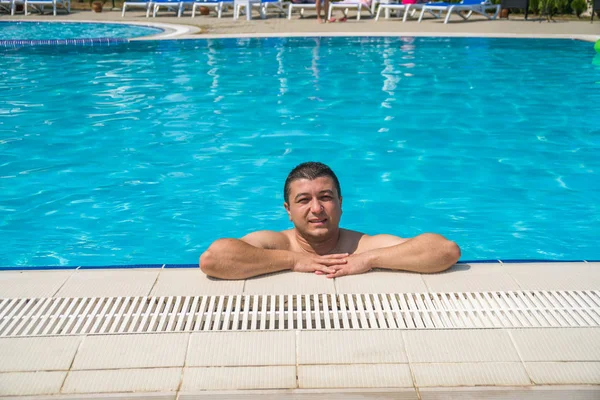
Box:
[1, 37, 599, 267]
[0, 21, 162, 41]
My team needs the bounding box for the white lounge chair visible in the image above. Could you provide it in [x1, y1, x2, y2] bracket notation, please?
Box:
[0, 0, 17, 14]
[327, 0, 372, 20]
[122, 0, 154, 17]
[24, 0, 69, 15]
[193, 0, 234, 17]
[153, 0, 194, 16]
[233, 0, 286, 20]
[192, 0, 233, 17]
[287, 0, 320, 19]
[417, 0, 499, 23]
[375, 0, 424, 21]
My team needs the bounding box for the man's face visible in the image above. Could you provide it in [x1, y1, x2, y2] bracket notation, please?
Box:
[284, 177, 342, 240]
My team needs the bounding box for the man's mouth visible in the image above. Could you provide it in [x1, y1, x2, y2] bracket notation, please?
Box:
[309, 218, 327, 225]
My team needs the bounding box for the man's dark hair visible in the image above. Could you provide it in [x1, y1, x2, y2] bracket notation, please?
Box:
[284, 162, 342, 203]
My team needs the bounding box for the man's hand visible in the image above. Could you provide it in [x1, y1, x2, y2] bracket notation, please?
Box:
[315, 252, 372, 278]
[292, 253, 349, 275]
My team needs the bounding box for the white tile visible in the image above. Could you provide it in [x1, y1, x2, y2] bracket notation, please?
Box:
[0, 371, 66, 396]
[526, 362, 600, 384]
[0, 337, 81, 372]
[422, 263, 521, 292]
[501, 262, 600, 290]
[335, 270, 428, 294]
[0, 270, 74, 298]
[420, 386, 600, 400]
[299, 364, 413, 388]
[510, 328, 600, 361]
[179, 389, 418, 400]
[187, 331, 295, 367]
[151, 268, 243, 296]
[72, 333, 188, 370]
[403, 330, 520, 362]
[181, 366, 296, 390]
[62, 368, 181, 394]
[55, 269, 160, 297]
[244, 271, 335, 294]
[411, 362, 531, 387]
[298, 330, 407, 364]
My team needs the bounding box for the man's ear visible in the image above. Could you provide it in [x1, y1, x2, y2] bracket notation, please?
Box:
[284, 202, 292, 221]
[339, 196, 343, 211]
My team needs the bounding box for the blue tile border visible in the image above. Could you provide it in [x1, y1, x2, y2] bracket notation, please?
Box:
[0, 260, 597, 272]
[164, 264, 199, 269]
[0, 38, 130, 48]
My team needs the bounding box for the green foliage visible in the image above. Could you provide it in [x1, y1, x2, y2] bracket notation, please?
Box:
[532, 0, 568, 17]
[571, 0, 586, 16]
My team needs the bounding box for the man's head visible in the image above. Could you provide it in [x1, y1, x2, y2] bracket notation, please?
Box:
[283, 162, 342, 241]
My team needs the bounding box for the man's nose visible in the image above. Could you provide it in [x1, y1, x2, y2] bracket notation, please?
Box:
[310, 199, 323, 214]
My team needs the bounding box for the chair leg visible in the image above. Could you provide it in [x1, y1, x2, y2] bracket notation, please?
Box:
[444, 5, 453, 23]
[375, 6, 381, 20]
[357, 4, 360, 20]
[122, 4, 126, 16]
[327, 4, 332, 19]
[287, 3, 292, 19]
[403, 4, 410, 21]
[418, 7, 425, 22]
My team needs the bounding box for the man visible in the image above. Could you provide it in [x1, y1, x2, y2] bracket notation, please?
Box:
[200, 162, 460, 280]
[315, 0, 330, 23]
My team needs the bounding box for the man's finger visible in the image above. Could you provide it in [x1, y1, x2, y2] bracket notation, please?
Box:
[326, 269, 345, 279]
[316, 265, 336, 274]
[320, 258, 347, 266]
[319, 253, 349, 259]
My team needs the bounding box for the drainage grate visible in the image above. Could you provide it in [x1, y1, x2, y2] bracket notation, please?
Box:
[1, 291, 599, 337]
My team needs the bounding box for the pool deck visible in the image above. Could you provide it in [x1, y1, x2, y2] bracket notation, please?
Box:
[2, 10, 600, 41]
[1, 262, 599, 398]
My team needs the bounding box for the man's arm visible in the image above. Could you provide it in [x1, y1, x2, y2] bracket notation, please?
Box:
[200, 231, 348, 280]
[325, 233, 460, 278]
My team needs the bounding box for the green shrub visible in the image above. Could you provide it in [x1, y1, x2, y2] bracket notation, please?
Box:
[571, 0, 586, 16]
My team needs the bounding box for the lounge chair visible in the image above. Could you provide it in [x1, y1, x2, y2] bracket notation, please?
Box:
[287, 0, 320, 19]
[152, 0, 195, 16]
[375, 0, 424, 21]
[417, 0, 499, 23]
[191, 0, 233, 17]
[233, 0, 286, 20]
[122, 0, 153, 16]
[327, 0, 373, 20]
[0, 0, 16, 14]
[23, 0, 70, 15]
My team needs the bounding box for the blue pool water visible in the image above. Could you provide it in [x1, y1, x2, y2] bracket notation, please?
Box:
[1, 37, 599, 267]
[0, 22, 162, 41]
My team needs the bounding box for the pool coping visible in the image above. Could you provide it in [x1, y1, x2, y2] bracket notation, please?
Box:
[3, 19, 599, 43]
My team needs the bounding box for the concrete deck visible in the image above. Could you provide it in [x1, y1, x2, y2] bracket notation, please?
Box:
[1, 262, 599, 398]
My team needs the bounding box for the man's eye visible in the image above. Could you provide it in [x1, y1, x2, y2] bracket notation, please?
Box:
[321, 196, 332, 201]
[298, 199, 309, 204]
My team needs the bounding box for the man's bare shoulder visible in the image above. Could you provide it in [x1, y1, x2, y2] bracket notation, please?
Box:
[240, 230, 291, 250]
[355, 232, 409, 253]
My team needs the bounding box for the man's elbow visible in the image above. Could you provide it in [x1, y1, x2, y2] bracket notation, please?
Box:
[199, 239, 229, 277]
[436, 240, 461, 273]
[199, 248, 216, 277]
